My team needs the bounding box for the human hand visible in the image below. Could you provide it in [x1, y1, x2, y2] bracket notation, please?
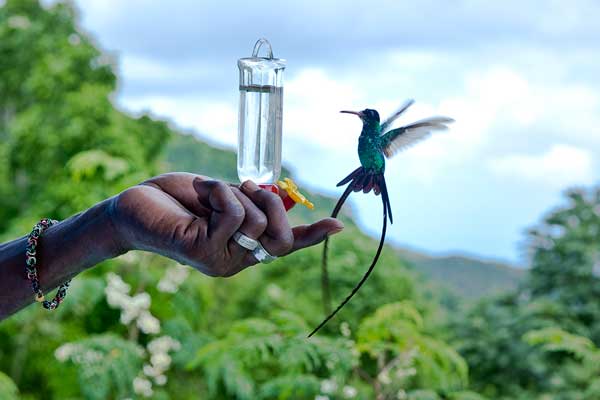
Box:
[109, 173, 344, 276]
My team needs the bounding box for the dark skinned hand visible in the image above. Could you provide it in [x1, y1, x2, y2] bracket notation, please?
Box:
[110, 172, 344, 277]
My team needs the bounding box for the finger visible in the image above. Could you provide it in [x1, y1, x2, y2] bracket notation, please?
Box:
[227, 187, 268, 260]
[229, 188, 268, 239]
[239, 218, 344, 267]
[143, 173, 213, 217]
[288, 218, 344, 254]
[240, 180, 294, 256]
[193, 179, 245, 243]
[228, 182, 288, 202]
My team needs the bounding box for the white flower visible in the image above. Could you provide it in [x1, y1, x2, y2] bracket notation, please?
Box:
[148, 336, 181, 354]
[143, 364, 159, 377]
[150, 353, 171, 370]
[79, 350, 103, 364]
[157, 264, 189, 293]
[54, 344, 77, 362]
[157, 280, 176, 293]
[343, 385, 357, 398]
[105, 274, 161, 333]
[396, 367, 417, 378]
[320, 379, 337, 394]
[133, 377, 153, 398]
[340, 321, 351, 337]
[155, 374, 167, 386]
[137, 311, 161, 334]
[378, 371, 391, 385]
[106, 273, 131, 294]
[266, 284, 283, 299]
[131, 292, 151, 309]
[119, 252, 141, 265]
[105, 289, 129, 309]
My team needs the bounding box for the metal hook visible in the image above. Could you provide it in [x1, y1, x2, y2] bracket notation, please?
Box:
[252, 38, 274, 59]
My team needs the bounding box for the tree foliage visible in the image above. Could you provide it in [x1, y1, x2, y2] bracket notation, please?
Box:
[2, 1, 600, 400]
[452, 187, 600, 399]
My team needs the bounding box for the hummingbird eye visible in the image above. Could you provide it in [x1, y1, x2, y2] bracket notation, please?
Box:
[363, 109, 380, 122]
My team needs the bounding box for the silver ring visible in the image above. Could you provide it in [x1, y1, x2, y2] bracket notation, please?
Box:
[232, 231, 259, 251]
[252, 241, 277, 264]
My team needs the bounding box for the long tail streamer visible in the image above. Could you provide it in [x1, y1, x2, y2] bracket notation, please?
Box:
[320, 183, 354, 315]
[310, 183, 389, 337]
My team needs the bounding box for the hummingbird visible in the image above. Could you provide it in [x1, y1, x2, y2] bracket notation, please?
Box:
[309, 99, 454, 337]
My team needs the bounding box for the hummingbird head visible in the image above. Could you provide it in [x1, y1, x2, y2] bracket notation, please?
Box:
[340, 108, 380, 124]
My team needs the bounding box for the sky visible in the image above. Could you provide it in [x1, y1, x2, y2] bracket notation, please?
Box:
[73, 0, 600, 265]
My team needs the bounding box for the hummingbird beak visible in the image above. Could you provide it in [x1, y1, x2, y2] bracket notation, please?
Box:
[340, 110, 364, 119]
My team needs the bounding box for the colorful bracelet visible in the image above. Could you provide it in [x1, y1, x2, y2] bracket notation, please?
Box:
[26, 218, 71, 310]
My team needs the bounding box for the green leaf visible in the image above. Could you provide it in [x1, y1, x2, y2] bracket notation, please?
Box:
[0, 371, 19, 400]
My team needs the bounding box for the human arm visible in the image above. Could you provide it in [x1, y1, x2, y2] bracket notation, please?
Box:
[0, 173, 343, 320]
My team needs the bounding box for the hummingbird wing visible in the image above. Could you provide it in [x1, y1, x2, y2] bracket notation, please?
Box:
[379, 99, 415, 133]
[380, 116, 454, 158]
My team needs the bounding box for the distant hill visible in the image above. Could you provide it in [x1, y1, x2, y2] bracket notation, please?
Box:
[398, 248, 525, 299]
[164, 132, 525, 300]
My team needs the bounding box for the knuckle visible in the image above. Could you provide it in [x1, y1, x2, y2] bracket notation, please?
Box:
[228, 201, 246, 221]
[212, 181, 245, 220]
[282, 233, 294, 252]
[113, 186, 144, 217]
[211, 180, 229, 193]
[275, 231, 294, 254]
[139, 173, 169, 186]
[252, 211, 268, 231]
[260, 190, 283, 210]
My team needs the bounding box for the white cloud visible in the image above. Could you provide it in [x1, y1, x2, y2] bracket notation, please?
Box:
[489, 144, 594, 188]
[285, 68, 363, 150]
[123, 96, 237, 146]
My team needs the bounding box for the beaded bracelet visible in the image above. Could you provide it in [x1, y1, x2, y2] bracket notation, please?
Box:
[26, 218, 71, 310]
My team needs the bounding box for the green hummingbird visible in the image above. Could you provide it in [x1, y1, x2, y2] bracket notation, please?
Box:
[309, 99, 454, 337]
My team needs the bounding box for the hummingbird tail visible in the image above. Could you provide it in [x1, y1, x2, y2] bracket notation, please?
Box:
[309, 194, 388, 337]
[379, 175, 393, 224]
[337, 167, 393, 224]
[321, 183, 354, 316]
[336, 166, 363, 187]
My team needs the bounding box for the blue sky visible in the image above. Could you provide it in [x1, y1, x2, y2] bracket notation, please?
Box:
[74, 0, 600, 265]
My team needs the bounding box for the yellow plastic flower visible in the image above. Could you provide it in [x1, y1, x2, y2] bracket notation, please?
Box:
[277, 178, 315, 210]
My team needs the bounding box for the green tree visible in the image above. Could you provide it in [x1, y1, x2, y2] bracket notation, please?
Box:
[0, 0, 169, 237]
[452, 187, 600, 399]
[524, 327, 600, 399]
[527, 188, 600, 343]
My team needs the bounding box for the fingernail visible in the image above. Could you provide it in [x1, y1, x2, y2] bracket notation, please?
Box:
[327, 221, 344, 235]
[241, 180, 259, 192]
[192, 177, 203, 191]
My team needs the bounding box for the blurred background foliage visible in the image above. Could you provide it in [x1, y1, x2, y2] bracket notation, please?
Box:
[1, 1, 599, 399]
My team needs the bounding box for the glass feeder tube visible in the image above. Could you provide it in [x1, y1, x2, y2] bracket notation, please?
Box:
[237, 38, 286, 184]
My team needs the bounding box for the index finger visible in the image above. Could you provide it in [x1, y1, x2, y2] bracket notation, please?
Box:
[193, 179, 245, 243]
[288, 218, 344, 254]
[240, 218, 344, 267]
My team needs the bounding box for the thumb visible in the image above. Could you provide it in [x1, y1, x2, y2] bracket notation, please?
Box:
[287, 218, 344, 254]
